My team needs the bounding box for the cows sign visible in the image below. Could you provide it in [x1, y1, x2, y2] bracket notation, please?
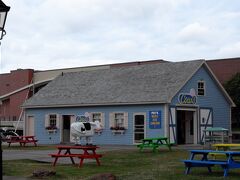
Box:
[178, 88, 197, 105]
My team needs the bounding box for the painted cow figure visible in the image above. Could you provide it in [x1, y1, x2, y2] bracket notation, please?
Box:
[70, 120, 102, 145]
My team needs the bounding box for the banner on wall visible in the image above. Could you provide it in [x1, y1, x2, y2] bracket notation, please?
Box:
[178, 88, 197, 105]
[76, 112, 90, 122]
[149, 111, 161, 129]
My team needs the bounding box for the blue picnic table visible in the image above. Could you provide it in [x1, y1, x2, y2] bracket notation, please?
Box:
[182, 149, 240, 177]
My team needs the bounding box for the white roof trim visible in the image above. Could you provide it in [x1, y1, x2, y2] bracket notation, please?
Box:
[0, 79, 52, 100]
[22, 101, 168, 109]
[0, 84, 32, 100]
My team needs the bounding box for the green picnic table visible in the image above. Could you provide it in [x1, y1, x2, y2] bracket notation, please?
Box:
[137, 137, 172, 152]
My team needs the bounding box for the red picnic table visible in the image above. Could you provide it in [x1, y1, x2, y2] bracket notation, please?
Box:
[49, 145, 103, 167]
[6, 135, 38, 147]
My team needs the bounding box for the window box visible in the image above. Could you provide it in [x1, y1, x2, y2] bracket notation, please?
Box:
[46, 129, 57, 134]
[110, 126, 126, 135]
[45, 125, 58, 134]
[45, 125, 57, 130]
[111, 129, 125, 135]
[94, 129, 103, 135]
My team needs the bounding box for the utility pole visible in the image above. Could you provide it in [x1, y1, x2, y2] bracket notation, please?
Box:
[0, 0, 10, 178]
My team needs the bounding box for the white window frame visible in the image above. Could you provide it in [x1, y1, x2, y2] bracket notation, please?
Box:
[90, 112, 105, 128]
[49, 114, 57, 126]
[109, 112, 128, 130]
[114, 113, 124, 127]
[197, 81, 205, 96]
[133, 112, 146, 144]
[45, 113, 60, 129]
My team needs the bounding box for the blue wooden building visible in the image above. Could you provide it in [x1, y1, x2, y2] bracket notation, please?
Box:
[22, 60, 235, 145]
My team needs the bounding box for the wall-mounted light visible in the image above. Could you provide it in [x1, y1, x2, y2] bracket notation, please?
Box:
[0, 0, 10, 40]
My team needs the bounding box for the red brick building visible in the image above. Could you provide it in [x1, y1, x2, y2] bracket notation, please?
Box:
[0, 69, 33, 130]
[207, 57, 240, 84]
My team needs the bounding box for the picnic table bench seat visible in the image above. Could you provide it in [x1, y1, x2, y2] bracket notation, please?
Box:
[183, 159, 228, 167]
[137, 143, 159, 151]
[6, 136, 38, 147]
[49, 145, 103, 167]
[182, 149, 240, 177]
[137, 137, 172, 152]
[49, 153, 103, 159]
[210, 143, 240, 158]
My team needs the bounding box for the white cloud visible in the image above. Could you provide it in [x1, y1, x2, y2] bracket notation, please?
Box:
[221, 11, 240, 19]
[217, 42, 240, 57]
[177, 22, 209, 44]
[0, 0, 240, 73]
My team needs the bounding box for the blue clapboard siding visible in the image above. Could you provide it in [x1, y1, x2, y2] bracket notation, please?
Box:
[171, 65, 231, 129]
[25, 64, 232, 145]
[26, 104, 165, 145]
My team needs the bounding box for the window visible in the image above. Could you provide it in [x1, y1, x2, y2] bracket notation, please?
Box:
[114, 113, 124, 128]
[45, 114, 59, 130]
[91, 112, 105, 128]
[198, 81, 205, 96]
[13, 116, 17, 121]
[109, 112, 128, 130]
[49, 114, 57, 127]
[92, 113, 101, 122]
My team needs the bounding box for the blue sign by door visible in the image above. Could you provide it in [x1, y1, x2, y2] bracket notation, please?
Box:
[149, 111, 161, 129]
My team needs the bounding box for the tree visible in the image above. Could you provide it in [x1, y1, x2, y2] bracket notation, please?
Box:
[224, 73, 240, 131]
[224, 73, 240, 106]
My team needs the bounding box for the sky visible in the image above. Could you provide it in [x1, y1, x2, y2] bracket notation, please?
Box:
[0, 0, 240, 73]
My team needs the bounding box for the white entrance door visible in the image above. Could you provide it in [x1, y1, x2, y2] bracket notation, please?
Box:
[171, 107, 198, 144]
[26, 116, 35, 136]
[200, 108, 213, 143]
[133, 113, 146, 144]
[185, 111, 194, 144]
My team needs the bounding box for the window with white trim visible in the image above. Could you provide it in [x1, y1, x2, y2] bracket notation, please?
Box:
[109, 112, 128, 130]
[91, 112, 105, 128]
[92, 113, 101, 122]
[197, 81, 205, 96]
[49, 114, 57, 127]
[115, 113, 124, 127]
[45, 114, 59, 130]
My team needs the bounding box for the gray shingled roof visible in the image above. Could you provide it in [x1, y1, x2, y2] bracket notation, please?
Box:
[23, 60, 204, 108]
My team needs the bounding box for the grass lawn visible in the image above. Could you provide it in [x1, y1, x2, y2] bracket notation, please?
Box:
[3, 148, 240, 179]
